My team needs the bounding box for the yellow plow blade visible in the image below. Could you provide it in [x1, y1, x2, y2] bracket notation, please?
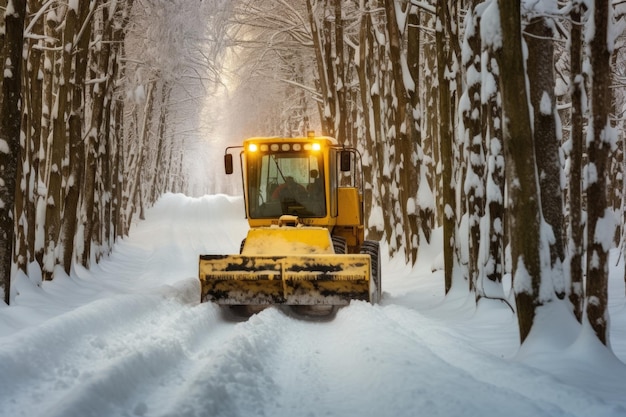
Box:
[199, 254, 371, 305]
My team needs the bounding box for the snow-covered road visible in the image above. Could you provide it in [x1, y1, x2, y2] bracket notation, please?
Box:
[1, 194, 625, 417]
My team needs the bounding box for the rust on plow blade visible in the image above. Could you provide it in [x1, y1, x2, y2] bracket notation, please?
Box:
[199, 254, 371, 305]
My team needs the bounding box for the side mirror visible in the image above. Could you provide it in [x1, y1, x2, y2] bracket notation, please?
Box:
[340, 151, 351, 172]
[224, 153, 233, 175]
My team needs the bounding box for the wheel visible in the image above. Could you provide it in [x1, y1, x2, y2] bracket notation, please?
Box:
[360, 240, 382, 304]
[331, 235, 347, 254]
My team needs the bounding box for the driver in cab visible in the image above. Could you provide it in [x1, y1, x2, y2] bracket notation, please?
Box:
[271, 176, 307, 201]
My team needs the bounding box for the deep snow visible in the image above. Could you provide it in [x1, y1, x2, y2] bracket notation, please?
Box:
[1, 193, 625, 417]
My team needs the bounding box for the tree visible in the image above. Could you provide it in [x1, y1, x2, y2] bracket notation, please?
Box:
[0, 0, 27, 303]
[479, 0, 505, 300]
[42, 2, 77, 281]
[383, 0, 421, 264]
[59, 1, 95, 274]
[460, 0, 485, 296]
[568, 0, 585, 322]
[525, 14, 565, 299]
[79, 0, 122, 267]
[494, 0, 547, 343]
[585, 0, 615, 346]
[436, 0, 457, 293]
[407, 4, 434, 246]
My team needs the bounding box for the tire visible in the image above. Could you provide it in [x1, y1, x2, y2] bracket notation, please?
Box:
[331, 235, 347, 254]
[360, 240, 382, 304]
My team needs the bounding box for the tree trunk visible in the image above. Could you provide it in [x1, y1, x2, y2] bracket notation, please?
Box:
[0, 0, 27, 303]
[322, 0, 336, 138]
[407, 6, 431, 247]
[333, 0, 345, 144]
[43, 3, 77, 280]
[15, 22, 30, 275]
[81, 1, 111, 268]
[482, 31, 505, 293]
[384, 0, 419, 264]
[461, 2, 484, 296]
[125, 82, 155, 232]
[586, 0, 613, 346]
[35, 6, 59, 267]
[423, 11, 440, 230]
[25, 0, 45, 269]
[525, 17, 566, 299]
[367, 8, 393, 245]
[60, 1, 93, 274]
[356, 6, 375, 238]
[569, 1, 585, 322]
[436, 0, 456, 293]
[306, 0, 332, 136]
[496, 0, 544, 344]
[150, 84, 171, 204]
[113, 99, 125, 238]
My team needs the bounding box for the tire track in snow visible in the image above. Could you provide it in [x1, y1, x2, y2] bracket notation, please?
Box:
[0, 294, 232, 417]
[374, 304, 623, 417]
[145, 307, 288, 417]
[0, 195, 251, 417]
[261, 301, 616, 417]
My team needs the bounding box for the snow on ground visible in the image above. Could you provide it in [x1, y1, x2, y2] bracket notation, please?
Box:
[1, 193, 626, 417]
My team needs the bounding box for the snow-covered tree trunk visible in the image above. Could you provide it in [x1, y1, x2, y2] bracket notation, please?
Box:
[436, 0, 456, 293]
[334, 0, 346, 144]
[384, 0, 420, 264]
[43, 2, 76, 281]
[495, 0, 546, 343]
[407, 6, 432, 247]
[585, 0, 615, 346]
[124, 81, 155, 232]
[525, 16, 565, 299]
[461, 1, 484, 296]
[0, 0, 6, 87]
[15, 20, 30, 275]
[356, 6, 376, 238]
[113, 97, 125, 238]
[0, 0, 26, 303]
[306, 0, 333, 136]
[108, 0, 132, 242]
[80, 1, 114, 268]
[480, 18, 505, 296]
[423, 11, 440, 229]
[322, 1, 336, 138]
[59, 0, 94, 274]
[369, 6, 394, 246]
[568, 1, 585, 322]
[24, 0, 45, 269]
[35, 5, 58, 268]
[149, 84, 170, 204]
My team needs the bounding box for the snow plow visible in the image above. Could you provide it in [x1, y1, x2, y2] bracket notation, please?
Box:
[199, 134, 381, 309]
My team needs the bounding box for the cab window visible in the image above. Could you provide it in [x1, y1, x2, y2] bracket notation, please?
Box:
[247, 150, 326, 218]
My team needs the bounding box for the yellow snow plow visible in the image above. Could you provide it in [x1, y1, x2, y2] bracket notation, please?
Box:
[199, 134, 381, 308]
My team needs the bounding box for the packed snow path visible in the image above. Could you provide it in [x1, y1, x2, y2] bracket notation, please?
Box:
[1, 194, 625, 417]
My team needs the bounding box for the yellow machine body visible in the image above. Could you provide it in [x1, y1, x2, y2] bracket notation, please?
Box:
[199, 135, 381, 306]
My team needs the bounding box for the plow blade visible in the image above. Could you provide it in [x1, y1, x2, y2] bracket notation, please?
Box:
[199, 254, 371, 305]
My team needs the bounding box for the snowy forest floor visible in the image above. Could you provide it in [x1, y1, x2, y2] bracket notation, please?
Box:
[0, 193, 625, 417]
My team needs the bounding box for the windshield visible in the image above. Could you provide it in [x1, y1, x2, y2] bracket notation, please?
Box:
[247, 151, 326, 218]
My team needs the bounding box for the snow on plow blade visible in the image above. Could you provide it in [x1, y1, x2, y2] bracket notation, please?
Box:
[199, 254, 371, 305]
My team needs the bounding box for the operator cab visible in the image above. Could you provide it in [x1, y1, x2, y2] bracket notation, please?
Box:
[224, 135, 361, 233]
[246, 141, 327, 219]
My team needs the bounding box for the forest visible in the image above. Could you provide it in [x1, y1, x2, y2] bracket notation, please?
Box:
[0, 0, 625, 350]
